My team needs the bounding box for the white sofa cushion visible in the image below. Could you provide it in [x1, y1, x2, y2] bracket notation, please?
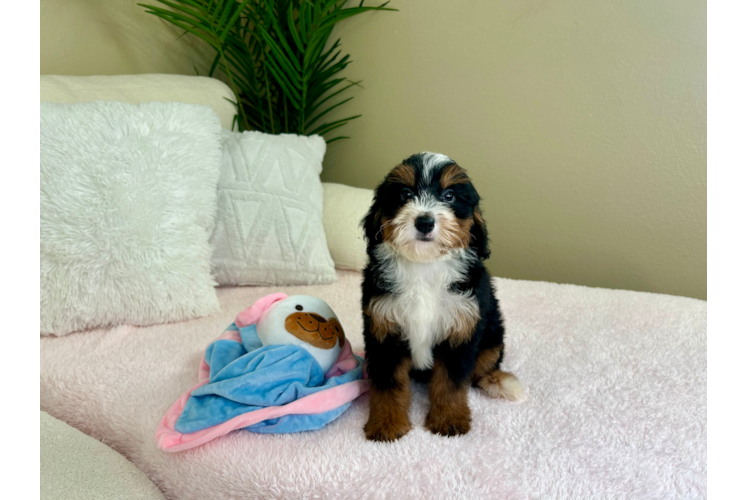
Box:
[41, 412, 165, 500]
[322, 183, 373, 271]
[41, 101, 222, 335]
[41, 74, 237, 130]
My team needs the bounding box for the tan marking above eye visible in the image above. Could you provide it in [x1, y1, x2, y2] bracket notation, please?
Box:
[388, 163, 417, 188]
[439, 163, 469, 190]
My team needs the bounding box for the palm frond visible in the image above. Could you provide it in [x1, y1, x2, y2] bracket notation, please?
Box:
[141, 0, 396, 141]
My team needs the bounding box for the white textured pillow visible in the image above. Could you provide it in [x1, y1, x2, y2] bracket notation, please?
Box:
[210, 131, 336, 285]
[41, 101, 222, 335]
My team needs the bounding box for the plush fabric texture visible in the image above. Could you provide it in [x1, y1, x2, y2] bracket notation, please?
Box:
[41, 101, 222, 335]
[41, 411, 165, 500]
[322, 182, 373, 270]
[157, 323, 366, 452]
[40, 270, 706, 499]
[210, 130, 336, 285]
[41, 74, 237, 130]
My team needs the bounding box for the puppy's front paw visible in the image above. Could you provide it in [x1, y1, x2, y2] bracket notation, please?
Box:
[364, 415, 412, 442]
[425, 406, 471, 437]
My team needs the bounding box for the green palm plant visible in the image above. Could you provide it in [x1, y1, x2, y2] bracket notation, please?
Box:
[139, 0, 395, 142]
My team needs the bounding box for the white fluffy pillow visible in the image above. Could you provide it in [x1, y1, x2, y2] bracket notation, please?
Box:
[41, 101, 222, 335]
[210, 131, 336, 285]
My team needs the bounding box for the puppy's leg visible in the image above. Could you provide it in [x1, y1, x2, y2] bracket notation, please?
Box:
[472, 344, 525, 401]
[364, 354, 413, 442]
[425, 357, 472, 436]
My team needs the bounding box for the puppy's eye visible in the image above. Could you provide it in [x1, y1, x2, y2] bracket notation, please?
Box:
[443, 189, 455, 202]
[401, 188, 414, 201]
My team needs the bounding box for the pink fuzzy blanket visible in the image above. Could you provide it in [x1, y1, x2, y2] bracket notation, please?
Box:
[40, 270, 706, 499]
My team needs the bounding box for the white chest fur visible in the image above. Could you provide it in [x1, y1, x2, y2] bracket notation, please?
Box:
[373, 246, 479, 369]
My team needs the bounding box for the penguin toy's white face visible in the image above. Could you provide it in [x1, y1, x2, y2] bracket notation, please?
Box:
[256, 295, 345, 373]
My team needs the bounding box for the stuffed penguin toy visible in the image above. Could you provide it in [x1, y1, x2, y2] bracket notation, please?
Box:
[235, 293, 345, 373]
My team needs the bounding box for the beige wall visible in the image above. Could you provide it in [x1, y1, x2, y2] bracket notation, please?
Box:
[41, 0, 216, 76]
[322, 0, 706, 300]
[40, 0, 706, 299]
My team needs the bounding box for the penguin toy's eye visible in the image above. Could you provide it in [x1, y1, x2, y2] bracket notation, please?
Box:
[295, 305, 303, 311]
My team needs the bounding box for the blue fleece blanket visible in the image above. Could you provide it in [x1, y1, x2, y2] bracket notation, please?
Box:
[174, 324, 365, 434]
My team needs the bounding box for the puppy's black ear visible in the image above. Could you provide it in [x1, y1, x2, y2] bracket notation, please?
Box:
[470, 207, 490, 260]
[361, 194, 383, 250]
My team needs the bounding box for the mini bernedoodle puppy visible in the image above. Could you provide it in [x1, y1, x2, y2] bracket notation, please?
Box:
[361, 152, 525, 442]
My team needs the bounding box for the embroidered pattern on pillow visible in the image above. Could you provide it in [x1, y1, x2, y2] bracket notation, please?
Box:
[211, 131, 336, 285]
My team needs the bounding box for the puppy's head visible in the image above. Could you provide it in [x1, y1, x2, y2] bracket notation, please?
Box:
[363, 152, 489, 262]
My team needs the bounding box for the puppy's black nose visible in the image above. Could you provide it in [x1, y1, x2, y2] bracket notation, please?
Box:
[415, 215, 435, 234]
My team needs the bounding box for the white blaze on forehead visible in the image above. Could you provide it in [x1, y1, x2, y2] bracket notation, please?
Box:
[420, 152, 452, 184]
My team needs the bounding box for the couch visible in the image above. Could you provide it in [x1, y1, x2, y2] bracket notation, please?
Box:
[40, 75, 706, 499]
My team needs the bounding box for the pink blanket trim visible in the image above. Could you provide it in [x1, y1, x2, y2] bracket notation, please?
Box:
[156, 331, 369, 452]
